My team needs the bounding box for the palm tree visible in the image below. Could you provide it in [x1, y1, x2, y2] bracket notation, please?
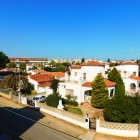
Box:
[0, 73, 29, 101]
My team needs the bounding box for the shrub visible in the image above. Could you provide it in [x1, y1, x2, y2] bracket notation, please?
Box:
[46, 93, 61, 107]
[62, 98, 70, 105]
[62, 98, 78, 107]
[31, 90, 37, 95]
[104, 95, 140, 123]
[70, 100, 78, 106]
[65, 94, 72, 100]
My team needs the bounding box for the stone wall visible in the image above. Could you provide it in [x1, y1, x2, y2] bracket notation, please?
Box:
[96, 118, 139, 137]
[36, 102, 90, 129]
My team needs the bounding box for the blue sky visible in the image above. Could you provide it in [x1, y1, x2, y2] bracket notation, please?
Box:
[0, 0, 140, 61]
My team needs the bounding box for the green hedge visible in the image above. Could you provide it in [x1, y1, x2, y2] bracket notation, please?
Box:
[104, 95, 140, 123]
[46, 93, 61, 107]
[62, 98, 78, 106]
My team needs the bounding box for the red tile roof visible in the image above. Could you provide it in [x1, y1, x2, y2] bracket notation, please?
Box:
[38, 82, 52, 87]
[71, 65, 81, 69]
[129, 76, 140, 81]
[82, 82, 92, 87]
[81, 61, 105, 66]
[10, 58, 48, 61]
[122, 62, 138, 65]
[105, 80, 116, 87]
[82, 80, 116, 87]
[48, 72, 65, 78]
[30, 74, 55, 82]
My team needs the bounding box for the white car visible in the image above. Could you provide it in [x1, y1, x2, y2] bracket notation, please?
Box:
[32, 95, 46, 103]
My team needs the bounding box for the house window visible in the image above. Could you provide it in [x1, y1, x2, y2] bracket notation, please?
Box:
[75, 72, 77, 76]
[66, 89, 74, 96]
[133, 72, 136, 76]
[83, 73, 86, 80]
[110, 89, 114, 97]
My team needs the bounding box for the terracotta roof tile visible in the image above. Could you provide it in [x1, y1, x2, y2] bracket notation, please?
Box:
[81, 61, 105, 66]
[82, 80, 116, 87]
[71, 65, 81, 69]
[129, 76, 140, 81]
[105, 80, 116, 87]
[48, 72, 65, 78]
[82, 82, 92, 87]
[38, 82, 52, 87]
[30, 74, 55, 82]
[122, 62, 138, 65]
[10, 58, 48, 61]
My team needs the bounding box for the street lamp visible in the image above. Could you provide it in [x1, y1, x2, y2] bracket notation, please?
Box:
[16, 59, 21, 102]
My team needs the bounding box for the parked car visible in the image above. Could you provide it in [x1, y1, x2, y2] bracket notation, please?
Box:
[32, 95, 46, 104]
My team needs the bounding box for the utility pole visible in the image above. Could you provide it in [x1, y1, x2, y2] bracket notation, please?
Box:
[16, 59, 21, 102]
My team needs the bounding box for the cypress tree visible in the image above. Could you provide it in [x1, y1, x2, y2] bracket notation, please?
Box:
[91, 73, 108, 109]
[108, 68, 125, 97]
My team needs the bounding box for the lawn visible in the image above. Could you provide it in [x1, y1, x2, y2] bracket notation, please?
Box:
[64, 106, 83, 115]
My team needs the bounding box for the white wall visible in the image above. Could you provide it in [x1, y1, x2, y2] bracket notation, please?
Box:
[46, 88, 53, 96]
[28, 78, 38, 92]
[81, 66, 105, 81]
[38, 87, 46, 93]
[35, 102, 89, 129]
[96, 118, 139, 137]
[114, 65, 139, 78]
[70, 69, 82, 81]
[121, 65, 138, 78]
[58, 82, 83, 103]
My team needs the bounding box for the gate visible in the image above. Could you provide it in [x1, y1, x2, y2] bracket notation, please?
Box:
[89, 117, 96, 130]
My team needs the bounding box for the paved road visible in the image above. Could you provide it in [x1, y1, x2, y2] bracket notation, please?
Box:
[0, 107, 81, 140]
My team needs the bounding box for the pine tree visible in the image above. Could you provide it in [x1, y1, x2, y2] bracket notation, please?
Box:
[108, 68, 125, 97]
[0, 51, 10, 68]
[91, 73, 108, 108]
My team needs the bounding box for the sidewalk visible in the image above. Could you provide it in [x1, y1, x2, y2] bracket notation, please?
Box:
[93, 132, 140, 140]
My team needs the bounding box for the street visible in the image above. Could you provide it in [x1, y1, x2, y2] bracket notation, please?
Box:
[0, 107, 81, 140]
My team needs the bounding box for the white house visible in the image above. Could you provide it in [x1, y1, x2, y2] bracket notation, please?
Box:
[58, 61, 116, 103]
[111, 61, 140, 95]
[28, 73, 55, 96]
[28, 72, 65, 97]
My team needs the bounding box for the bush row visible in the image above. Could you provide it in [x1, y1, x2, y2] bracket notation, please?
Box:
[62, 98, 78, 107]
[104, 95, 140, 123]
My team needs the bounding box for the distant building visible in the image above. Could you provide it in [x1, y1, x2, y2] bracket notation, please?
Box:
[10, 57, 48, 69]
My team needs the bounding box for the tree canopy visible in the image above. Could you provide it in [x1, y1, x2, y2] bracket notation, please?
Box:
[81, 58, 85, 64]
[0, 51, 10, 68]
[0, 73, 28, 92]
[50, 79, 59, 93]
[104, 95, 140, 123]
[91, 73, 108, 109]
[108, 68, 125, 97]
